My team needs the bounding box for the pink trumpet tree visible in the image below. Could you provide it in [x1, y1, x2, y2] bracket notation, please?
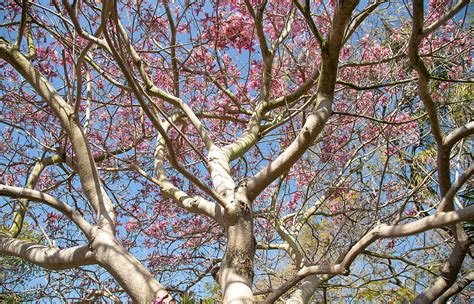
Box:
[0, 0, 472, 302]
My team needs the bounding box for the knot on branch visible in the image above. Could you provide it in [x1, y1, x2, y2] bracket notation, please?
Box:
[230, 199, 251, 215]
[211, 264, 220, 282]
[302, 126, 311, 139]
[236, 178, 248, 191]
[145, 83, 154, 91]
[88, 226, 101, 250]
[208, 156, 219, 163]
[189, 196, 201, 207]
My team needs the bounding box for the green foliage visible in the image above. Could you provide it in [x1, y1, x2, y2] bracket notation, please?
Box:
[355, 281, 415, 303]
[175, 282, 221, 304]
[0, 223, 42, 302]
[179, 293, 197, 304]
[0, 294, 22, 303]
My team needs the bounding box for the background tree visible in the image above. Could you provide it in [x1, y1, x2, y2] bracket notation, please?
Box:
[0, 0, 472, 302]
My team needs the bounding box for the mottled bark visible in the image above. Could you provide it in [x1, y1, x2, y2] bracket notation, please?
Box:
[218, 185, 255, 303]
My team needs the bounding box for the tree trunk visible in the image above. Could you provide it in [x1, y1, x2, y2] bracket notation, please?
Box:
[218, 186, 255, 303]
[92, 230, 172, 303]
[285, 275, 323, 304]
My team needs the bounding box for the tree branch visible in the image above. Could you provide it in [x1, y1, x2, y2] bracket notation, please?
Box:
[444, 121, 474, 151]
[263, 204, 474, 303]
[407, 4, 470, 300]
[336, 77, 417, 91]
[247, 0, 360, 200]
[421, 0, 470, 38]
[7, 155, 61, 237]
[112, 12, 215, 151]
[0, 236, 95, 270]
[103, 21, 225, 205]
[246, 94, 332, 201]
[0, 37, 116, 235]
[436, 272, 474, 303]
[0, 184, 94, 236]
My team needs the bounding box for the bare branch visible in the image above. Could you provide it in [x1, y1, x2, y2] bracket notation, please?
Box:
[336, 77, 417, 91]
[7, 155, 61, 237]
[444, 121, 474, 150]
[344, 0, 386, 44]
[113, 14, 215, 151]
[263, 204, 474, 302]
[247, 0, 360, 200]
[437, 272, 474, 303]
[438, 163, 473, 212]
[0, 184, 94, 236]
[0, 236, 95, 270]
[247, 95, 332, 200]
[0, 37, 116, 234]
[102, 22, 225, 205]
[422, 0, 470, 38]
[292, 0, 325, 47]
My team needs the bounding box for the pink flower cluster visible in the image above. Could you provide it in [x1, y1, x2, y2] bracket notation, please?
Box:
[202, 12, 254, 51]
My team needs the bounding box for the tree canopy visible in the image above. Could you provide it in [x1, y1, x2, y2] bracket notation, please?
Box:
[0, 0, 472, 302]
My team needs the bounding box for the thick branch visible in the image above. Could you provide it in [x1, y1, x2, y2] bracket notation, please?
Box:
[263, 205, 474, 303]
[412, 229, 469, 304]
[151, 119, 224, 223]
[408, 0, 444, 147]
[422, 0, 470, 38]
[0, 38, 115, 234]
[444, 121, 474, 150]
[0, 236, 95, 270]
[133, 163, 223, 225]
[8, 155, 61, 237]
[247, 0, 359, 200]
[407, 5, 470, 301]
[61, 0, 111, 50]
[247, 95, 332, 200]
[0, 184, 94, 236]
[163, 0, 180, 97]
[436, 272, 474, 303]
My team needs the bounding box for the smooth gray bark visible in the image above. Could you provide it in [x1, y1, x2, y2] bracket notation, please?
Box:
[285, 276, 323, 304]
[91, 230, 172, 303]
[0, 236, 95, 270]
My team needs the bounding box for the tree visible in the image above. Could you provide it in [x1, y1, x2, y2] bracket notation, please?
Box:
[0, 0, 472, 302]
